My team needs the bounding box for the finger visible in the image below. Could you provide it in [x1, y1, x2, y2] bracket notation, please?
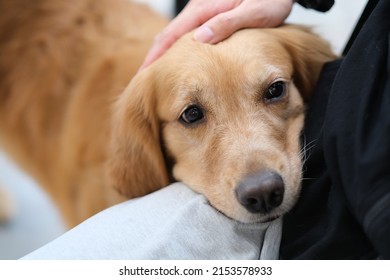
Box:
[139, 3, 214, 71]
[139, 0, 240, 71]
[193, 9, 249, 44]
[194, 0, 293, 44]
[138, 32, 174, 71]
[139, 25, 193, 71]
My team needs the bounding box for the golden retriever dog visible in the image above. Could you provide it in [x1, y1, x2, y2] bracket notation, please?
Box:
[0, 0, 335, 227]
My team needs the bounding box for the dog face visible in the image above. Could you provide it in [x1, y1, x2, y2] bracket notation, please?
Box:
[108, 25, 335, 223]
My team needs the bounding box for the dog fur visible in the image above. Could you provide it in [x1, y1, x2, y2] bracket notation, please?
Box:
[0, 185, 14, 223]
[0, 0, 335, 227]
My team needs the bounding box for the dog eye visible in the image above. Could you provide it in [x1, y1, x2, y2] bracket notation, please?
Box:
[180, 105, 204, 124]
[264, 81, 286, 102]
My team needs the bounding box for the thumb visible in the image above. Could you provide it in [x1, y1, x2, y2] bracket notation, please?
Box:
[193, 9, 246, 44]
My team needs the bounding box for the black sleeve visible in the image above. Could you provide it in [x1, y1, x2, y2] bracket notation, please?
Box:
[281, 0, 390, 259]
[175, 0, 188, 15]
[297, 0, 335, 12]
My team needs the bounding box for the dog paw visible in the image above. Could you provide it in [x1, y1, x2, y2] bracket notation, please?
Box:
[0, 187, 14, 224]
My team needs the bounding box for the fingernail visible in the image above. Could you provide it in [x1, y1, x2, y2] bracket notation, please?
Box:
[194, 26, 214, 43]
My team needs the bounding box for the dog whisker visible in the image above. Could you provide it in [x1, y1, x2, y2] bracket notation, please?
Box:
[299, 138, 317, 165]
[301, 177, 316, 181]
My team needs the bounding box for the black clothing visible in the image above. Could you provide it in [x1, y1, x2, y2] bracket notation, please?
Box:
[342, 0, 379, 55]
[281, 0, 390, 259]
[296, 0, 334, 12]
[175, 0, 187, 15]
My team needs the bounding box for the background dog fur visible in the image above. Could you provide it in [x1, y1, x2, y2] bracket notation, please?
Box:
[0, 186, 13, 223]
[0, 0, 168, 226]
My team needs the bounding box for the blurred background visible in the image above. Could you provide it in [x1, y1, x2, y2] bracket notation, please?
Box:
[0, 0, 368, 259]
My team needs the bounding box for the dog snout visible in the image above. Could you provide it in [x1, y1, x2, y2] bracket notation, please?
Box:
[235, 171, 284, 214]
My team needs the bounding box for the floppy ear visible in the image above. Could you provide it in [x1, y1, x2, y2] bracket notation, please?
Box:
[276, 25, 337, 100]
[106, 68, 169, 198]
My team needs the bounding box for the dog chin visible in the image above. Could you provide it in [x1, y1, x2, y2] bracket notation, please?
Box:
[240, 213, 281, 224]
[219, 206, 282, 224]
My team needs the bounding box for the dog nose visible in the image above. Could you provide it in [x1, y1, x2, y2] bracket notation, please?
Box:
[235, 171, 284, 214]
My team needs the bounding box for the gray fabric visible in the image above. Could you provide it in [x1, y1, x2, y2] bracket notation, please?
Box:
[22, 183, 282, 260]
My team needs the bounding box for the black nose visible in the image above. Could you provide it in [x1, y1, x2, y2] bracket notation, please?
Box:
[235, 171, 284, 214]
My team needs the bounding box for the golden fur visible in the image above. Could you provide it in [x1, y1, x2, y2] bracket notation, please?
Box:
[0, 186, 13, 222]
[0, 0, 335, 227]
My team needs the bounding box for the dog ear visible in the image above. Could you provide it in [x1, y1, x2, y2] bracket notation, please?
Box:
[276, 25, 337, 100]
[106, 68, 169, 198]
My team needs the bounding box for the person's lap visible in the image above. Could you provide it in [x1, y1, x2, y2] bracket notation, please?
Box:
[22, 183, 282, 260]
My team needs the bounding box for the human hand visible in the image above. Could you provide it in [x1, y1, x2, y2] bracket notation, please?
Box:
[139, 0, 295, 71]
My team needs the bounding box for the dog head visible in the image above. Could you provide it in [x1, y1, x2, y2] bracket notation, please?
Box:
[107, 25, 335, 223]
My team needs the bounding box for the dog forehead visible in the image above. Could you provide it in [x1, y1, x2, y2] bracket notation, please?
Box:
[166, 29, 292, 80]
